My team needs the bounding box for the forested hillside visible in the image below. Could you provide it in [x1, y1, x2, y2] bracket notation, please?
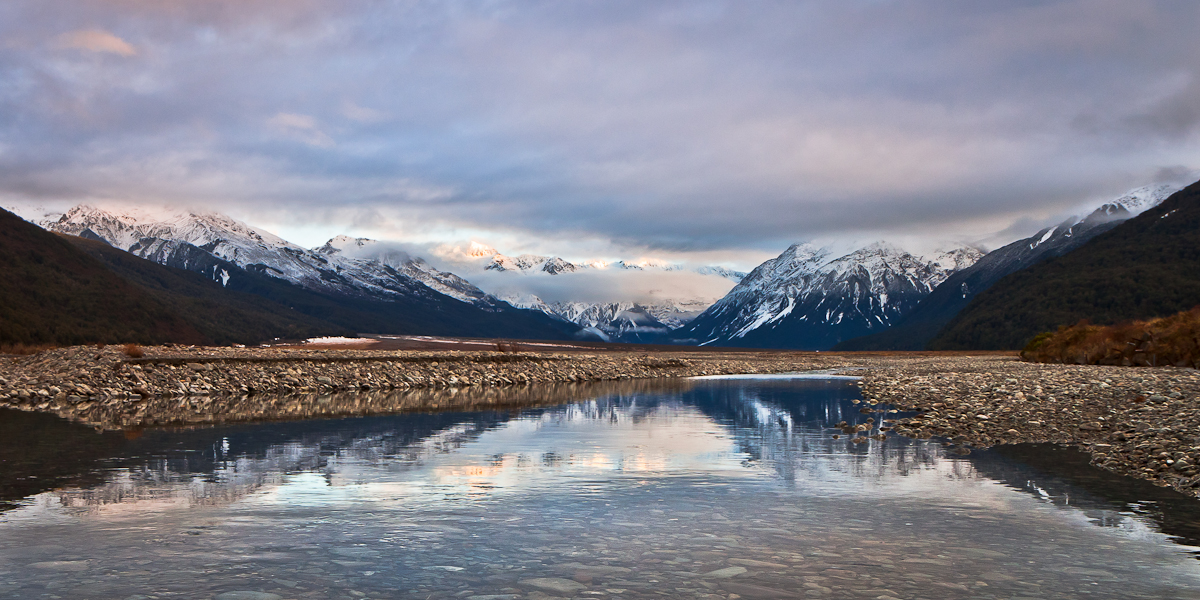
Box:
[929, 180, 1200, 350]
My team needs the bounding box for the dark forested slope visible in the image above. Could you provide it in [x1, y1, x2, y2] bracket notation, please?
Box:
[0, 208, 206, 346]
[65, 236, 348, 344]
[929, 180, 1200, 350]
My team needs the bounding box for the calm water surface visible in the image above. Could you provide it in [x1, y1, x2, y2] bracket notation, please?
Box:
[2, 376, 1200, 600]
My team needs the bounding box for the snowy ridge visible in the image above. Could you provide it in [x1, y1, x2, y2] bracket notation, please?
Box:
[468, 246, 745, 281]
[43, 206, 498, 308]
[316, 235, 498, 307]
[449, 244, 746, 340]
[500, 294, 712, 342]
[1091, 183, 1178, 219]
[678, 241, 985, 349]
[487, 254, 583, 275]
[1029, 183, 1179, 251]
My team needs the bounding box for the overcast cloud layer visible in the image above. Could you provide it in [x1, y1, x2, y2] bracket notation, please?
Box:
[3, 1, 1200, 267]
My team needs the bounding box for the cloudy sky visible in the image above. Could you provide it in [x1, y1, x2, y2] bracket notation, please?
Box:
[2, 0, 1199, 269]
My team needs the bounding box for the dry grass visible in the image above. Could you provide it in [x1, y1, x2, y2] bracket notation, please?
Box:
[0, 342, 56, 356]
[1023, 306, 1200, 367]
[122, 343, 145, 358]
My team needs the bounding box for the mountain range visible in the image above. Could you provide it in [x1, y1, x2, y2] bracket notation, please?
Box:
[36, 206, 581, 343]
[833, 183, 1180, 350]
[46, 207, 500, 309]
[5, 179, 1191, 350]
[441, 242, 746, 342]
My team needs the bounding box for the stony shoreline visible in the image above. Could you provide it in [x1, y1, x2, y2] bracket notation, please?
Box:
[3, 346, 1199, 498]
[857, 355, 1200, 498]
[0, 345, 846, 429]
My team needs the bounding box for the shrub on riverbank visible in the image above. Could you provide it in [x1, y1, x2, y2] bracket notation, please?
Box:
[1022, 306, 1200, 367]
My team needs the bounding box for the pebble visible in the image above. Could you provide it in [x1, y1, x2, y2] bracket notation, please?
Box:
[518, 577, 588, 593]
[214, 593, 283, 600]
[703, 566, 748, 578]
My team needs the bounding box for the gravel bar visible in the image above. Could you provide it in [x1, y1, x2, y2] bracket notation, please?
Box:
[857, 355, 1200, 498]
[0, 345, 847, 429]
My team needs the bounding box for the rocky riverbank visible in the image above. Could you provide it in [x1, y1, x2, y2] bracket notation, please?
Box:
[857, 355, 1200, 497]
[0, 345, 845, 429]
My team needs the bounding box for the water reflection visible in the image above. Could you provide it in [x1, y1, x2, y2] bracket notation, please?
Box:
[2, 377, 1200, 599]
[972, 443, 1200, 552]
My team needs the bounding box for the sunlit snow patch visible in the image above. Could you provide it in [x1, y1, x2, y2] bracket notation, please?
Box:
[304, 336, 372, 345]
[690, 371, 860, 381]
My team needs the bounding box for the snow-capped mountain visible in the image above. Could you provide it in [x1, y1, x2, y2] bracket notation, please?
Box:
[520, 300, 673, 343]
[694, 265, 749, 281]
[43, 206, 502, 309]
[675, 241, 985, 350]
[314, 235, 500, 308]
[441, 243, 746, 341]
[487, 253, 584, 275]
[500, 295, 714, 342]
[1099, 183, 1178, 216]
[834, 182, 1182, 351]
[472, 245, 744, 281]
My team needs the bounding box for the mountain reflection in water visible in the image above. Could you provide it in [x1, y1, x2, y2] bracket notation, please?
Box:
[4, 377, 1200, 542]
[1, 376, 1200, 599]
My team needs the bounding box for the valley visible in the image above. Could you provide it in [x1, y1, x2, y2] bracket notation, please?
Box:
[6, 5, 1200, 598]
[9, 179, 1188, 354]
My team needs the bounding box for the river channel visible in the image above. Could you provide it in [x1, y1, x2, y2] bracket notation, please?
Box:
[2, 375, 1200, 599]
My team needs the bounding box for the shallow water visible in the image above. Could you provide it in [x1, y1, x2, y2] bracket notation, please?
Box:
[2, 376, 1200, 599]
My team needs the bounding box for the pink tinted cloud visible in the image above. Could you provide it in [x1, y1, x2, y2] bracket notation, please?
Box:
[55, 29, 136, 56]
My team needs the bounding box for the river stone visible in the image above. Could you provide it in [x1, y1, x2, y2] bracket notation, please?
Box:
[719, 581, 802, 598]
[901, 558, 951, 566]
[704, 566, 748, 578]
[215, 593, 282, 600]
[980, 571, 1017, 581]
[519, 577, 588, 593]
[558, 562, 631, 575]
[1061, 567, 1117, 578]
[729, 558, 789, 569]
[330, 547, 380, 557]
[28, 560, 89, 571]
[956, 548, 1007, 558]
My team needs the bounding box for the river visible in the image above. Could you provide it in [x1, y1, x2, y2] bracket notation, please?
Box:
[1, 375, 1199, 599]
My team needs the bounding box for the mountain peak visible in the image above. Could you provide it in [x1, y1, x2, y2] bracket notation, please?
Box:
[466, 241, 499, 258]
[1073, 183, 1180, 228]
[43, 203, 500, 308]
[1109, 183, 1179, 216]
[46, 204, 294, 254]
[676, 239, 983, 349]
[316, 235, 376, 255]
